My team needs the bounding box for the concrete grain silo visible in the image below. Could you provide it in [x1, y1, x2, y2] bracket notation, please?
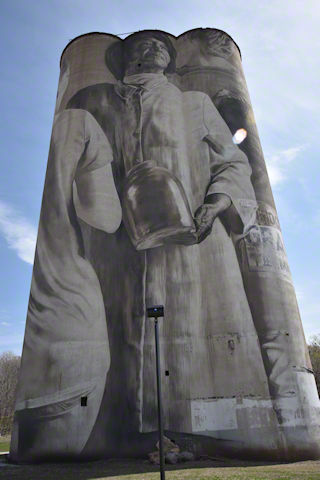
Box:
[10, 29, 320, 462]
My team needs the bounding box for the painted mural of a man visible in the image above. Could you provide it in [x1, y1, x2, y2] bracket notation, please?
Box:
[66, 31, 266, 455]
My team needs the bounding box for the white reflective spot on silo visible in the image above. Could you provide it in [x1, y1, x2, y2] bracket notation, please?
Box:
[232, 128, 247, 145]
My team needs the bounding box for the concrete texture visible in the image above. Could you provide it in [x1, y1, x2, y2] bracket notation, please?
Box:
[10, 29, 320, 463]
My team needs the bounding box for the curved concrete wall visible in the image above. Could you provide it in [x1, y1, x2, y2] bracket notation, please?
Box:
[10, 29, 320, 462]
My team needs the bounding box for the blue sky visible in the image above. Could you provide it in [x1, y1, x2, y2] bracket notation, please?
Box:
[0, 0, 319, 354]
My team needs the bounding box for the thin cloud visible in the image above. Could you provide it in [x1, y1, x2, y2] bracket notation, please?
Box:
[0, 309, 11, 321]
[230, 2, 320, 139]
[0, 201, 36, 265]
[265, 146, 304, 187]
[294, 281, 320, 341]
[0, 332, 24, 355]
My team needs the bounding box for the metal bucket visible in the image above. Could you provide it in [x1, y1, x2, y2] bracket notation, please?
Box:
[122, 162, 196, 250]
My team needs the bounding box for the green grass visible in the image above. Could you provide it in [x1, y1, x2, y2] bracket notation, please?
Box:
[0, 441, 9, 452]
[0, 457, 320, 480]
[0, 436, 10, 453]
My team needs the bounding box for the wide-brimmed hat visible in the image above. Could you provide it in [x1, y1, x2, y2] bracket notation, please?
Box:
[105, 30, 176, 80]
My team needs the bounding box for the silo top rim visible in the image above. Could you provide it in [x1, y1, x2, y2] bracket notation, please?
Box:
[60, 28, 242, 66]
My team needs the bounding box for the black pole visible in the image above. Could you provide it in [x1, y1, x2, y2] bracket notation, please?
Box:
[154, 317, 165, 480]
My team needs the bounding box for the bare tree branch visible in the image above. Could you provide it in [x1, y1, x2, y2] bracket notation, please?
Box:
[0, 351, 20, 435]
[308, 335, 320, 396]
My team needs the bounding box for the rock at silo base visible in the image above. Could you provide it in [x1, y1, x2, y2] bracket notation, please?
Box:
[148, 436, 195, 464]
[148, 451, 160, 464]
[178, 451, 195, 462]
[165, 452, 179, 464]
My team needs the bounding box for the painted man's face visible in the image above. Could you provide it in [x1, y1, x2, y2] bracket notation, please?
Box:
[126, 37, 171, 71]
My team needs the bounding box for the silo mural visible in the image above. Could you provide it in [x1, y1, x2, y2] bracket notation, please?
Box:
[10, 29, 320, 463]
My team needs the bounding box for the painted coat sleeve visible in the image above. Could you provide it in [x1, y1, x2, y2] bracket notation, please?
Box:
[202, 94, 257, 233]
[74, 110, 122, 233]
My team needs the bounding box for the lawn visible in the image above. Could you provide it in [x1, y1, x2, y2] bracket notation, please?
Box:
[0, 456, 320, 480]
[0, 436, 10, 453]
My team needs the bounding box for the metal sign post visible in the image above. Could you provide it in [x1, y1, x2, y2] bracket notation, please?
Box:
[147, 305, 165, 480]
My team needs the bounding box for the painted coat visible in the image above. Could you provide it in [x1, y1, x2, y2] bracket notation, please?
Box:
[67, 74, 269, 445]
[11, 109, 121, 461]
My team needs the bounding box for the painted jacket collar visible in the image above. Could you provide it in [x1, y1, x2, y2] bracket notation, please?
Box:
[115, 73, 168, 99]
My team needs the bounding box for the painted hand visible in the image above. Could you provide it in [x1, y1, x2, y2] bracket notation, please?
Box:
[194, 194, 232, 243]
[194, 204, 219, 243]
